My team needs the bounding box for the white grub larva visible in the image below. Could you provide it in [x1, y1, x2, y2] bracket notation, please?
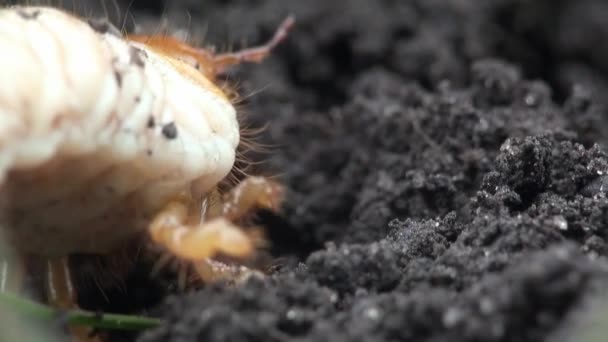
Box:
[0, 3, 292, 324]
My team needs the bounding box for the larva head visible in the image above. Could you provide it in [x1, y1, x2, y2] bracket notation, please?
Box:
[126, 16, 295, 86]
[128, 16, 295, 189]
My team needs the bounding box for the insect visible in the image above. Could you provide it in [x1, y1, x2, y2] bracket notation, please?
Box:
[0, 4, 293, 339]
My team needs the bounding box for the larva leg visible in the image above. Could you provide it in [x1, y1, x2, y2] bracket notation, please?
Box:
[150, 177, 283, 284]
[45, 258, 100, 342]
[0, 256, 25, 293]
[45, 258, 76, 308]
[148, 194, 255, 261]
[219, 176, 284, 222]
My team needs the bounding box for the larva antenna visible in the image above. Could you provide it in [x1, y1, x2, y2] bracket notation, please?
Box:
[126, 15, 295, 81]
[210, 15, 296, 74]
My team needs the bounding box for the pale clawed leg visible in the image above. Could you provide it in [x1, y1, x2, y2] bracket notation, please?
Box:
[149, 177, 284, 285]
[0, 256, 25, 293]
[190, 176, 284, 283]
[221, 176, 284, 222]
[148, 194, 255, 262]
[45, 258, 101, 342]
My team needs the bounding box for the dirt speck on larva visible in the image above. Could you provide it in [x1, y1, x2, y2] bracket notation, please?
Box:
[46, 0, 608, 341]
[160, 122, 178, 140]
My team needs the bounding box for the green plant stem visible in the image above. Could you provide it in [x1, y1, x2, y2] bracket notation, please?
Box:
[0, 291, 162, 331]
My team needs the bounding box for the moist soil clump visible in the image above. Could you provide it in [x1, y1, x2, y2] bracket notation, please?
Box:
[31, 0, 608, 341]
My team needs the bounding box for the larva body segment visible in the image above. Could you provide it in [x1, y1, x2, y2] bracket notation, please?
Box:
[0, 6, 240, 256]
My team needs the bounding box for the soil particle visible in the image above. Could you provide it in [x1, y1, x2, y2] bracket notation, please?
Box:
[138, 276, 339, 342]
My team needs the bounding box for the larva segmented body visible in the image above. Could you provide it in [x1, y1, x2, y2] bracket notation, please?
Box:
[0, 5, 249, 257]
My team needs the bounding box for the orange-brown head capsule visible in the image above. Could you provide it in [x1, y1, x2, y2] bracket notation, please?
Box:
[126, 15, 295, 83]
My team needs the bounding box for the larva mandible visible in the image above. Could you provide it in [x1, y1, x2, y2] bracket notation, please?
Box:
[0, 3, 292, 319]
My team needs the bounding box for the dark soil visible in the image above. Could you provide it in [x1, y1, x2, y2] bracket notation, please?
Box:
[39, 0, 608, 341]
